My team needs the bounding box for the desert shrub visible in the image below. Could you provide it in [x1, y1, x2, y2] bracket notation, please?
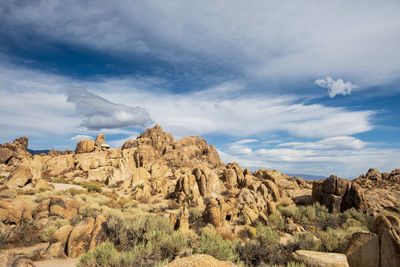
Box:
[237, 224, 282, 266]
[297, 205, 317, 222]
[319, 225, 367, 253]
[287, 232, 321, 252]
[189, 207, 203, 224]
[38, 218, 69, 242]
[85, 183, 102, 193]
[78, 242, 120, 267]
[278, 206, 298, 219]
[268, 211, 285, 230]
[194, 233, 239, 263]
[0, 220, 41, 248]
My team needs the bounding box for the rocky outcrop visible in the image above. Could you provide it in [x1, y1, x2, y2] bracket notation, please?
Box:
[0, 199, 32, 225]
[291, 250, 349, 267]
[46, 225, 74, 258]
[345, 232, 379, 267]
[170, 207, 190, 231]
[312, 175, 368, 213]
[166, 254, 239, 267]
[33, 196, 79, 225]
[0, 137, 32, 166]
[372, 215, 400, 267]
[75, 139, 95, 154]
[46, 215, 107, 258]
[6, 163, 33, 188]
[354, 168, 400, 213]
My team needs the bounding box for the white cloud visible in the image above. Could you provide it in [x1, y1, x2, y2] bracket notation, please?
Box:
[219, 138, 400, 177]
[1, 1, 400, 88]
[315, 77, 358, 97]
[71, 135, 93, 141]
[66, 87, 153, 130]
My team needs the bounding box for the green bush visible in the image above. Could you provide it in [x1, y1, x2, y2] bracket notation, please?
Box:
[268, 211, 285, 231]
[105, 214, 187, 265]
[287, 232, 321, 252]
[194, 233, 239, 263]
[237, 224, 282, 266]
[189, 207, 203, 224]
[78, 242, 120, 267]
[319, 225, 367, 253]
[38, 218, 69, 242]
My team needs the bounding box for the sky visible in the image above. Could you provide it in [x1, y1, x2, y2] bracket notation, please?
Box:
[1, 0, 400, 178]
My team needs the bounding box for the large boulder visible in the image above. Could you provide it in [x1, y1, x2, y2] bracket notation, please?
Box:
[372, 215, 400, 267]
[13, 137, 29, 150]
[0, 199, 32, 225]
[66, 215, 107, 257]
[46, 225, 74, 258]
[94, 134, 105, 147]
[291, 250, 349, 267]
[0, 148, 13, 164]
[6, 163, 33, 188]
[312, 175, 367, 213]
[345, 232, 379, 267]
[166, 254, 239, 267]
[75, 139, 95, 154]
[34, 196, 79, 223]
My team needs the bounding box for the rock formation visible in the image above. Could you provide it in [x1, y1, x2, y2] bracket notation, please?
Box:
[312, 175, 368, 213]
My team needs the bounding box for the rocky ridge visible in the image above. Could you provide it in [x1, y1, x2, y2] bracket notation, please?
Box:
[0, 125, 399, 267]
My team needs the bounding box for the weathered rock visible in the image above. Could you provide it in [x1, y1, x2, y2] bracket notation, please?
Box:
[170, 207, 189, 231]
[0, 148, 13, 164]
[46, 225, 74, 258]
[75, 139, 95, 154]
[372, 215, 400, 267]
[89, 215, 107, 250]
[345, 232, 379, 267]
[67, 217, 95, 257]
[166, 254, 239, 267]
[6, 163, 32, 188]
[34, 196, 79, 221]
[365, 168, 381, 181]
[95, 134, 105, 147]
[312, 176, 367, 213]
[13, 137, 29, 150]
[0, 199, 32, 225]
[291, 250, 349, 267]
[224, 168, 238, 187]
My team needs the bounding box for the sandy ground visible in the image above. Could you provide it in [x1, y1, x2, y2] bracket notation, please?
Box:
[50, 183, 83, 191]
[35, 258, 78, 267]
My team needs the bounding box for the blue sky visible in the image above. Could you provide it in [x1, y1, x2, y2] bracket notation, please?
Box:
[1, 0, 400, 177]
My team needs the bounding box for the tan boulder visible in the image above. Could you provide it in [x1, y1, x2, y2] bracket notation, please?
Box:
[34, 179, 54, 190]
[170, 208, 190, 231]
[44, 154, 74, 176]
[89, 215, 107, 250]
[202, 199, 232, 227]
[0, 148, 13, 164]
[345, 232, 379, 267]
[166, 254, 239, 267]
[6, 163, 32, 188]
[95, 134, 105, 147]
[75, 139, 95, 154]
[291, 250, 349, 267]
[0, 199, 32, 225]
[224, 168, 238, 187]
[67, 217, 95, 257]
[372, 215, 400, 267]
[34, 196, 79, 221]
[46, 225, 74, 258]
[264, 180, 280, 202]
[13, 137, 29, 150]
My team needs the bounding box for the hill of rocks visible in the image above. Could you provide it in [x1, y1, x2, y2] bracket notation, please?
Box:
[0, 125, 399, 267]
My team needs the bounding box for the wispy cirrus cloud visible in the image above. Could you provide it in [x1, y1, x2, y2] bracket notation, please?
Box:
[1, 1, 400, 89]
[218, 137, 400, 177]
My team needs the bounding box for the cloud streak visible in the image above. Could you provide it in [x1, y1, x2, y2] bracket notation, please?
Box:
[315, 77, 358, 97]
[1, 1, 400, 88]
[66, 87, 153, 130]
